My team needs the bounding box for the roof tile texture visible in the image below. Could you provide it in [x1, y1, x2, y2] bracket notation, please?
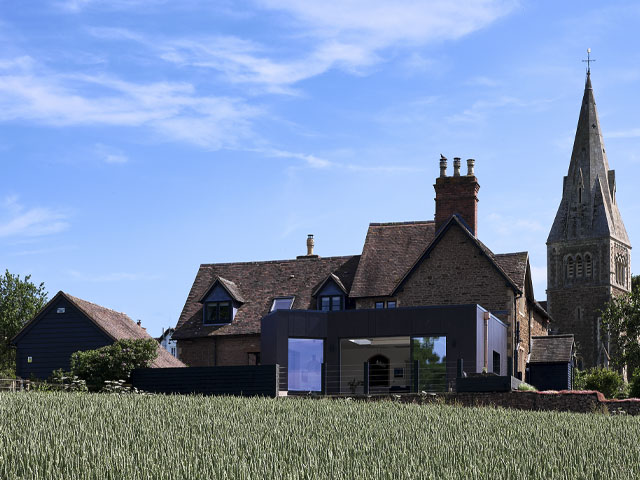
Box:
[66, 293, 185, 368]
[174, 256, 360, 339]
[530, 335, 575, 363]
[350, 221, 436, 298]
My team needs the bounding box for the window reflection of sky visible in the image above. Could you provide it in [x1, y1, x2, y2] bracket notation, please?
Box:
[288, 338, 323, 391]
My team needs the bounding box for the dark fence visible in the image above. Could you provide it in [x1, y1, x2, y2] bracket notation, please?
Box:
[131, 365, 280, 397]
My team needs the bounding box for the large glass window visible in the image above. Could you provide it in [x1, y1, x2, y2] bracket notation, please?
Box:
[412, 336, 446, 392]
[320, 295, 342, 311]
[288, 338, 324, 391]
[204, 301, 232, 325]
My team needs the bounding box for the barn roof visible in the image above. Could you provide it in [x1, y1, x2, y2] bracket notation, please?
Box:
[13, 291, 185, 368]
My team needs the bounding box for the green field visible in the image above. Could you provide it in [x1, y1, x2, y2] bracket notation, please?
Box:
[1, 393, 639, 479]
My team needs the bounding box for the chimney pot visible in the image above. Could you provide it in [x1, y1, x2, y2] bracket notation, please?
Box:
[439, 156, 447, 177]
[306, 234, 314, 256]
[453, 158, 461, 177]
[467, 158, 475, 176]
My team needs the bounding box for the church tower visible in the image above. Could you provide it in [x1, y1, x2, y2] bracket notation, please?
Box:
[547, 69, 631, 368]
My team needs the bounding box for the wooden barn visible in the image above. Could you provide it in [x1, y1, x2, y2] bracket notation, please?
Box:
[527, 334, 575, 391]
[11, 291, 184, 379]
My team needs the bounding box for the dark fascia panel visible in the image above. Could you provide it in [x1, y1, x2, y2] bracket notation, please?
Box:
[197, 276, 245, 304]
[311, 273, 348, 297]
[392, 215, 522, 296]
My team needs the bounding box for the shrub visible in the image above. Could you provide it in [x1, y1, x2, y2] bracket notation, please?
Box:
[574, 367, 625, 398]
[517, 382, 537, 392]
[630, 368, 640, 399]
[70, 339, 158, 391]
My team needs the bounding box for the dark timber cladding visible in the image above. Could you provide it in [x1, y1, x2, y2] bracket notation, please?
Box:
[13, 295, 112, 379]
[131, 365, 279, 397]
[261, 304, 508, 394]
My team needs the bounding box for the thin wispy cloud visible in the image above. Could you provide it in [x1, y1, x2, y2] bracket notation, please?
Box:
[95, 143, 128, 164]
[0, 57, 260, 149]
[0, 196, 70, 238]
[86, 1, 517, 91]
[608, 128, 640, 139]
[447, 96, 554, 123]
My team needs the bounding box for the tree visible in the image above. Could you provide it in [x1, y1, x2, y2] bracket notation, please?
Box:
[0, 270, 48, 376]
[632, 274, 639, 293]
[600, 285, 640, 375]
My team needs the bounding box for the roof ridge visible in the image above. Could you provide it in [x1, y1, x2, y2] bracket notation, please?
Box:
[369, 220, 434, 226]
[495, 251, 528, 257]
[200, 255, 358, 267]
[65, 292, 130, 319]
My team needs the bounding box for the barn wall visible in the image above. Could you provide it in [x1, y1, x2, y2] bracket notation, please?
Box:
[15, 297, 113, 379]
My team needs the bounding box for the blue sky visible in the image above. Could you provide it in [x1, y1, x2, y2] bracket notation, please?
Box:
[2, 0, 639, 336]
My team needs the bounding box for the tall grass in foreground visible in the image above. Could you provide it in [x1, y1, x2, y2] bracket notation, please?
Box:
[0, 393, 639, 479]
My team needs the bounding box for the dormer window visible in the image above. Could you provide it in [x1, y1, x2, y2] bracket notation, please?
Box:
[271, 296, 294, 311]
[199, 276, 244, 326]
[204, 301, 232, 325]
[320, 295, 342, 311]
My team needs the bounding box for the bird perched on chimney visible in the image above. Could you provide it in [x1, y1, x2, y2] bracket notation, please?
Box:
[440, 154, 447, 160]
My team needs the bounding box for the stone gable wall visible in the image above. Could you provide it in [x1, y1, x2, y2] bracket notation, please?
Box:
[396, 225, 512, 312]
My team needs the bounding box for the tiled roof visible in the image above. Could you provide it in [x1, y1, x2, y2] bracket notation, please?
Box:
[350, 221, 436, 298]
[65, 293, 185, 368]
[530, 334, 575, 363]
[494, 252, 528, 292]
[174, 255, 360, 339]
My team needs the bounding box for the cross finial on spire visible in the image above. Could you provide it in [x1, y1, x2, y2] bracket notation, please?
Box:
[582, 48, 595, 75]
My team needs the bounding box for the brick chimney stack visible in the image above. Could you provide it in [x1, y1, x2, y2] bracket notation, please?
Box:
[434, 157, 480, 236]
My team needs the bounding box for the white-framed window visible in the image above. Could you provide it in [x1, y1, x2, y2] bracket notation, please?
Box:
[271, 296, 295, 311]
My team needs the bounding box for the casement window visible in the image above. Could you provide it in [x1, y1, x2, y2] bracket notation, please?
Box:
[320, 295, 342, 311]
[375, 300, 397, 309]
[271, 296, 295, 311]
[204, 301, 232, 325]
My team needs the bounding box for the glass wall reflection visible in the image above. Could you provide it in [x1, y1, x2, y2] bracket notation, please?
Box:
[412, 336, 447, 392]
[288, 338, 324, 391]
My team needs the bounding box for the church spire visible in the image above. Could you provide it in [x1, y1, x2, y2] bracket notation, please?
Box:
[548, 67, 629, 245]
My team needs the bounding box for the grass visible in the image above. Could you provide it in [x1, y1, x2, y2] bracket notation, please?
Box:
[1, 392, 639, 479]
